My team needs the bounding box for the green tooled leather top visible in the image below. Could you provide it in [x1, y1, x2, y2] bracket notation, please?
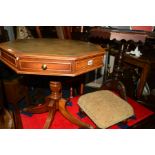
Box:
[0, 38, 104, 57]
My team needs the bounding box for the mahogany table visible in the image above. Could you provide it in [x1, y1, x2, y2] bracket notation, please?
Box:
[0, 38, 105, 128]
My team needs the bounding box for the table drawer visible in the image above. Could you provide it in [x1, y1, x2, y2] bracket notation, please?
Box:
[19, 59, 72, 73]
[75, 55, 103, 72]
[0, 50, 17, 67]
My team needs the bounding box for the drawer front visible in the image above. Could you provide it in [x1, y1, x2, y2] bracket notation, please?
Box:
[19, 59, 72, 73]
[0, 50, 17, 67]
[75, 55, 103, 72]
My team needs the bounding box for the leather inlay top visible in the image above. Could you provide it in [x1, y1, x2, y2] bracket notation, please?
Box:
[0, 38, 103, 58]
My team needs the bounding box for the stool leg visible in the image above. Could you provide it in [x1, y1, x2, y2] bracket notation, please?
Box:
[79, 83, 84, 95]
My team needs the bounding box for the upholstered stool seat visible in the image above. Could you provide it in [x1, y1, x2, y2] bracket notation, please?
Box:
[78, 90, 134, 128]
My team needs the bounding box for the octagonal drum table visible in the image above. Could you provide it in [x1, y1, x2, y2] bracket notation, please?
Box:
[0, 38, 105, 128]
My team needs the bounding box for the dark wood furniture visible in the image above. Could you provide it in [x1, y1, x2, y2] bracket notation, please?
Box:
[109, 30, 148, 99]
[3, 76, 30, 128]
[89, 28, 151, 99]
[0, 78, 14, 128]
[123, 54, 152, 99]
[89, 27, 153, 40]
[89, 27, 155, 100]
[0, 38, 105, 128]
[110, 30, 148, 42]
[0, 106, 14, 128]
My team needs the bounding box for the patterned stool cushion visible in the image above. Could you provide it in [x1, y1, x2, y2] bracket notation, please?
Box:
[78, 90, 134, 128]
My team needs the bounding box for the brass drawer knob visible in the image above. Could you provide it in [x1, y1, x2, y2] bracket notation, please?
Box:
[42, 64, 47, 70]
